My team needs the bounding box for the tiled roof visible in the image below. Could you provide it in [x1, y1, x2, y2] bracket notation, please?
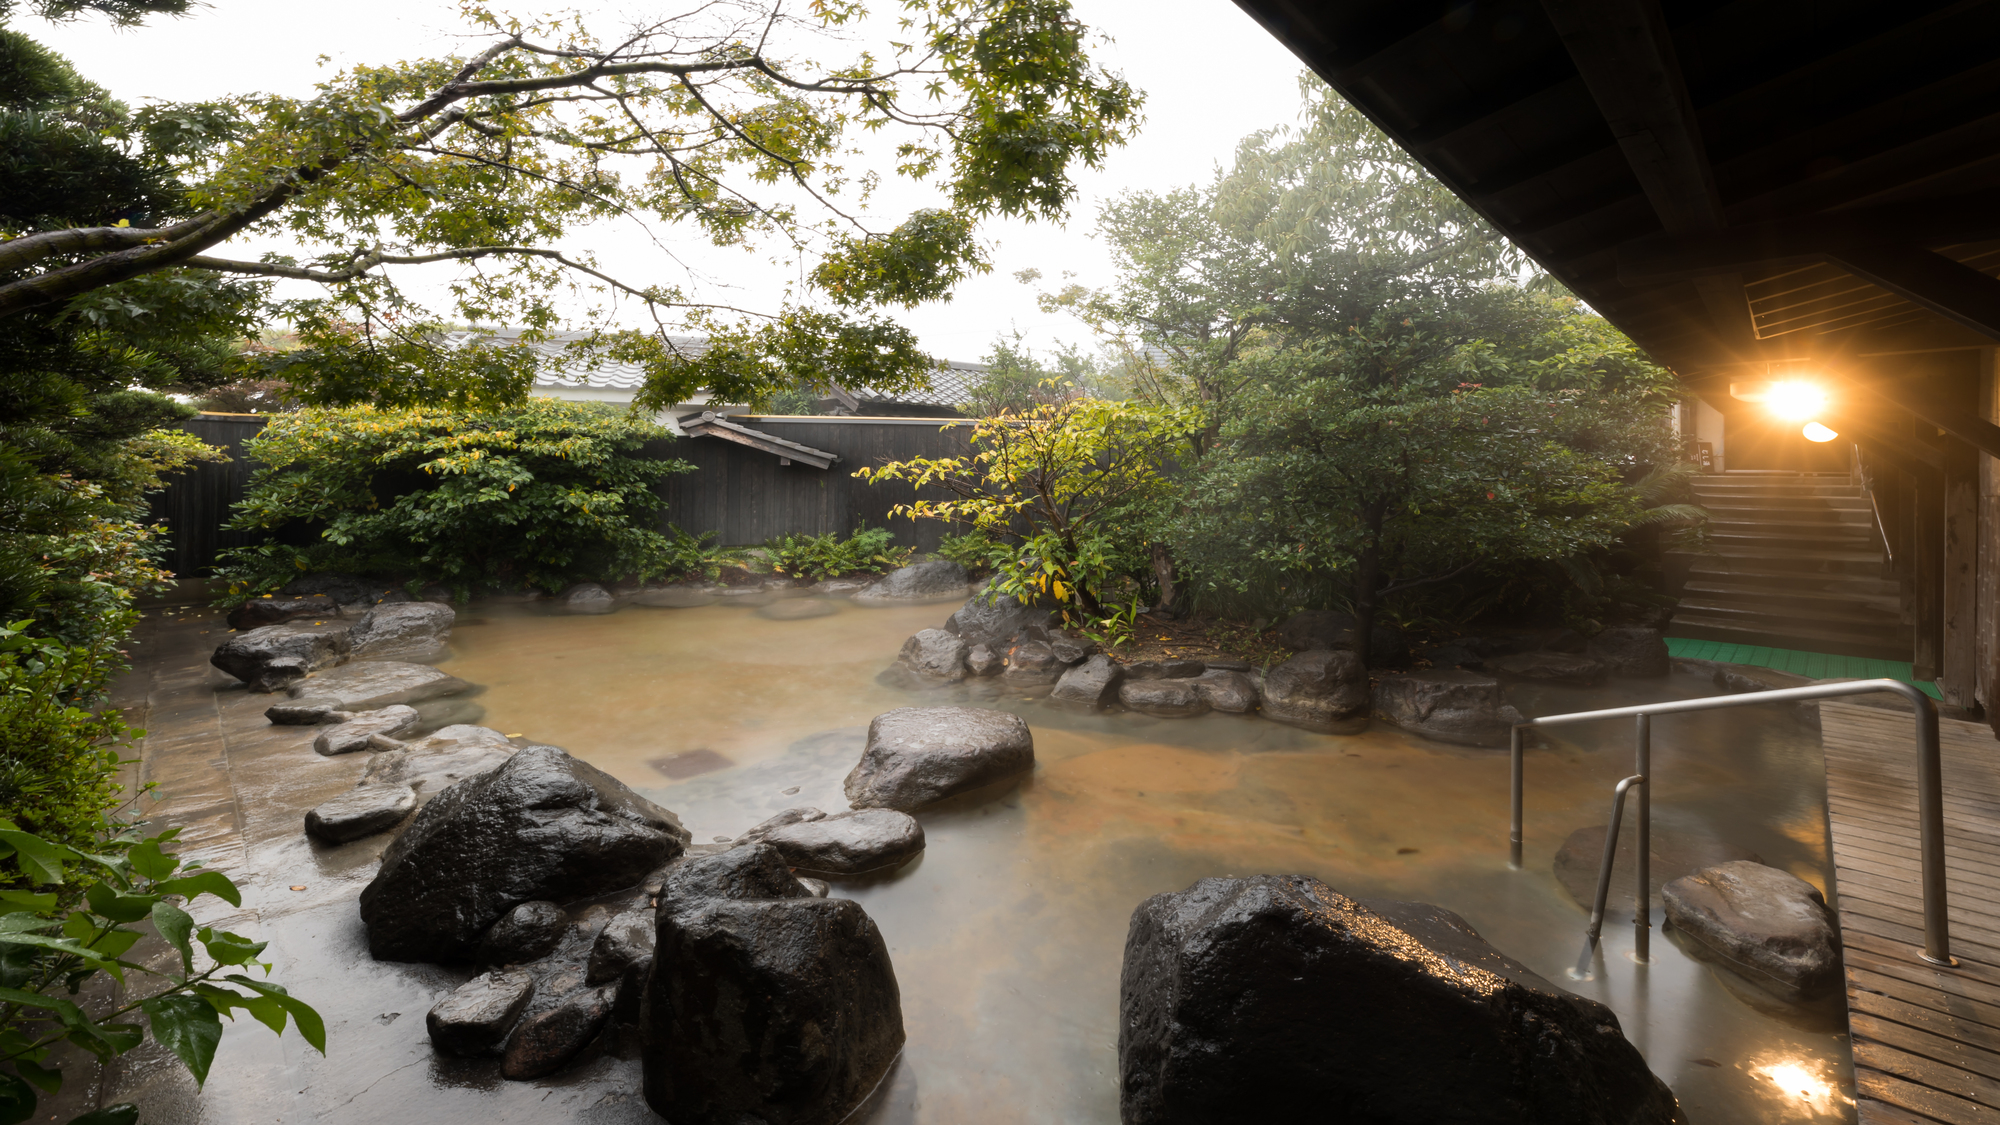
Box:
[446, 327, 984, 407]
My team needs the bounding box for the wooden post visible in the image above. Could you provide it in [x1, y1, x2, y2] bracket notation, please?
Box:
[1915, 437, 1946, 682]
[1942, 438, 1980, 711]
[1978, 348, 2000, 731]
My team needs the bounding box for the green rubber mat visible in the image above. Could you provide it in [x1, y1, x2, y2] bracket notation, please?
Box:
[1664, 637, 1942, 700]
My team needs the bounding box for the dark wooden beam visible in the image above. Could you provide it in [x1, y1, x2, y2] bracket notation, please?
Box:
[1829, 244, 2000, 347]
[1539, 0, 1758, 346]
[1617, 189, 2000, 283]
[1854, 376, 2000, 463]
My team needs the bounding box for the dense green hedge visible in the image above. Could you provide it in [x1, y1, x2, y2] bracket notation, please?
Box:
[218, 400, 696, 598]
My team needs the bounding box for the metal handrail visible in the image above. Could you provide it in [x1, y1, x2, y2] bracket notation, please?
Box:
[1578, 774, 1648, 976]
[1508, 677, 1955, 968]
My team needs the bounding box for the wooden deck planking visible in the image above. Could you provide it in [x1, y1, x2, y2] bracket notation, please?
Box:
[1823, 701, 2000, 1124]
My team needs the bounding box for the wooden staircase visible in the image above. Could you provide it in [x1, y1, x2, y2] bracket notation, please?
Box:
[1665, 472, 1914, 661]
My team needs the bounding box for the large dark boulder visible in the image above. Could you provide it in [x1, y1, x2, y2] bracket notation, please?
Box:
[358, 725, 518, 793]
[1662, 861, 1842, 1002]
[1002, 639, 1064, 686]
[1485, 651, 1607, 687]
[1120, 875, 1680, 1125]
[286, 660, 470, 710]
[555, 582, 616, 615]
[643, 881, 905, 1124]
[846, 706, 1035, 810]
[211, 622, 351, 693]
[1119, 678, 1209, 719]
[733, 808, 924, 877]
[669, 842, 814, 906]
[1124, 659, 1205, 680]
[349, 601, 455, 658]
[1192, 669, 1259, 713]
[358, 745, 690, 962]
[851, 561, 969, 606]
[1052, 654, 1124, 708]
[1589, 627, 1670, 677]
[226, 594, 339, 631]
[944, 594, 1053, 650]
[1259, 650, 1369, 733]
[1372, 671, 1523, 748]
[478, 901, 570, 965]
[896, 628, 968, 682]
[1273, 611, 1406, 664]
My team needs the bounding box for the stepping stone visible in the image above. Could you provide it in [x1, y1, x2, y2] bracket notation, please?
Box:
[304, 784, 417, 843]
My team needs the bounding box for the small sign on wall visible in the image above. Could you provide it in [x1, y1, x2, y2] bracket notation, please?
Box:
[1695, 441, 1715, 472]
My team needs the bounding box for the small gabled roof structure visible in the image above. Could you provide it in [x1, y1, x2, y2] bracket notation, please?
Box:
[676, 411, 839, 470]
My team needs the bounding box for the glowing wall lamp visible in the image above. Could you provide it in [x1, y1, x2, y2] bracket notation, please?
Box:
[1801, 421, 1840, 443]
[1729, 379, 1829, 420]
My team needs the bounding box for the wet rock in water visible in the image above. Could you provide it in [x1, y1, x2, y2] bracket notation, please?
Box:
[428, 969, 536, 1057]
[943, 593, 1053, 650]
[1119, 875, 1680, 1125]
[555, 582, 616, 615]
[305, 784, 417, 844]
[586, 908, 655, 985]
[212, 621, 351, 693]
[1663, 861, 1842, 1002]
[965, 644, 1003, 677]
[1554, 824, 1762, 910]
[479, 901, 570, 965]
[634, 586, 717, 608]
[810, 576, 877, 597]
[1589, 627, 1670, 677]
[287, 660, 470, 711]
[1372, 671, 1524, 748]
[265, 697, 347, 725]
[1124, 658, 1205, 681]
[1049, 634, 1094, 665]
[1052, 654, 1125, 709]
[359, 725, 518, 793]
[758, 598, 838, 620]
[846, 706, 1035, 811]
[349, 601, 455, 658]
[736, 808, 923, 877]
[643, 893, 904, 1124]
[502, 986, 612, 1080]
[1259, 650, 1369, 733]
[798, 877, 830, 898]
[897, 628, 968, 682]
[1192, 669, 1260, 713]
[227, 594, 340, 631]
[311, 704, 420, 756]
[1120, 678, 1210, 719]
[1485, 651, 1608, 687]
[851, 560, 969, 606]
[358, 745, 690, 962]
[1002, 640, 1063, 686]
[674, 842, 815, 905]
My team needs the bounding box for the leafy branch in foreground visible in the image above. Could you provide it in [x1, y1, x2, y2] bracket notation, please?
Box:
[0, 821, 324, 1125]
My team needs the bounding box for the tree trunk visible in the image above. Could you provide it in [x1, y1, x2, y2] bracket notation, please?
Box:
[1350, 499, 1388, 668]
[1151, 543, 1177, 616]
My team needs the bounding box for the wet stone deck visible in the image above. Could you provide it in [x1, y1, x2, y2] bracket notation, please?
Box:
[1821, 700, 2000, 1124]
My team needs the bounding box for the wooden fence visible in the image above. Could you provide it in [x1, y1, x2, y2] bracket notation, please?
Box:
[150, 412, 975, 576]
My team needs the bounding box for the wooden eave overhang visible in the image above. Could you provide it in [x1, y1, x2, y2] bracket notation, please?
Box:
[1232, 0, 2000, 457]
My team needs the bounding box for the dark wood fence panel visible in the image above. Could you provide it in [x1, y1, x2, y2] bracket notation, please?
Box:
[151, 414, 975, 576]
[652, 417, 974, 551]
[148, 414, 270, 578]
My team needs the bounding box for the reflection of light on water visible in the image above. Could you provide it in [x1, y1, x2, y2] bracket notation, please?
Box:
[1751, 1056, 1850, 1118]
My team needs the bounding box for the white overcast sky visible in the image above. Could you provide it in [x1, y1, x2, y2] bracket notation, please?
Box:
[27, 0, 1308, 365]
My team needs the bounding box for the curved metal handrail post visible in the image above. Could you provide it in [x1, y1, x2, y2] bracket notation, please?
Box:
[1507, 677, 1953, 968]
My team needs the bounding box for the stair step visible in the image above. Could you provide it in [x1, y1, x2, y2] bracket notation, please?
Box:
[1676, 548, 1889, 577]
[1673, 598, 1910, 635]
[1679, 562, 1903, 596]
[1692, 482, 1863, 497]
[1665, 613, 1913, 662]
[1702, 505, 1874, 522]
[1681, 581, 1906, 617]
[1708, 533, 1880, 554]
